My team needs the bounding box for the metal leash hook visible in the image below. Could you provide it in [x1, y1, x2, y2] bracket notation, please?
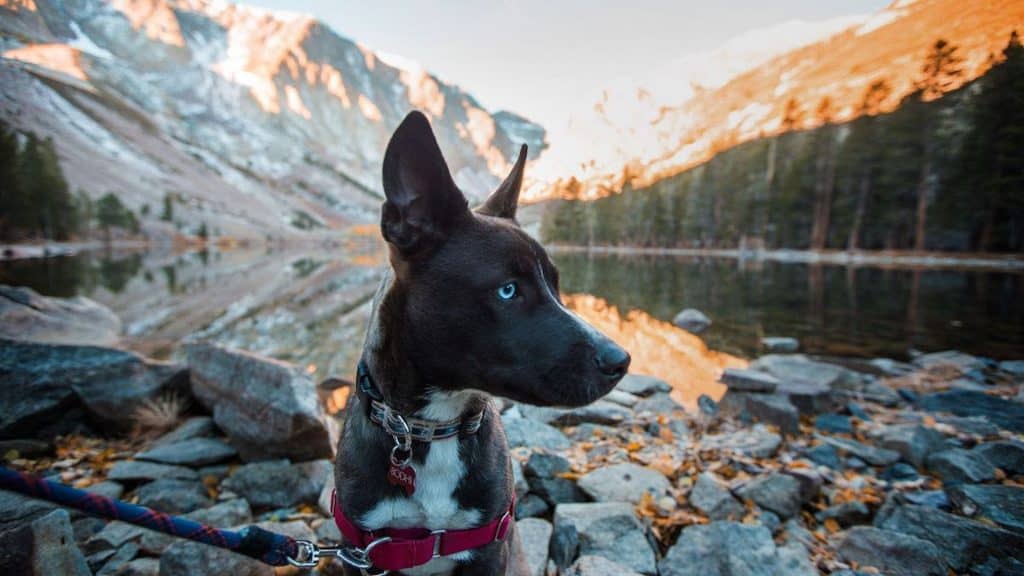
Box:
[287, 537, 392, 575]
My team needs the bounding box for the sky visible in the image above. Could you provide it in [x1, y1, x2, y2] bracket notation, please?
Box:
[246, 0, 890, 132]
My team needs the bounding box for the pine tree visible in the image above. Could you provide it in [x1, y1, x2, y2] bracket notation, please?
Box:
[845, 80, 891, 250]
[0, 119, 23, 241]
[810, 97, 838, 249]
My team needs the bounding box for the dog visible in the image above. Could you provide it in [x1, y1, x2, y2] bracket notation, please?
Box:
[331, 111, 631, 575]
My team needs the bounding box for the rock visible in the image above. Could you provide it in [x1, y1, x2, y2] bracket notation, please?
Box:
[185, 343, 336, 461]
[518, 518, 552, 576]
[673, 308, 711, 334]
[974, 440, 1024, 475]
[775, 540, 817, 576]
[702, 425, 781, 458]
[633, 393, 684, 416]
[502, 416, 572, 451]
[805, 444, 841, 469]
[947, 484, 1024, 534]
[94, 542, 138, 576]
[577, 464, 670, 504]
[553, 502, 656, 575]
[818, 501, 871, 527]
[720, 368, 779, 393]
[516, 494, 550, 519]
[255, 520, 315, 543]
[902, 490, 950, 509]
[761, 337, 799, 353]
[882, 462, 920, 483]
[616, 374, 672, 397]
[875, 424, 946, 468]
[735, 473, 804, 519]
[160, 539, 272, 576]
[750, 354, 860, 390]
[846, 402, 870, 420]
[814, 414, 852, 434]
[914, 350, 985, 373]
[999, 360, 1024, 378]
[114, 558, 159, 576]
[838, 527, 944, 576]
[135, 437, 237, 467]
[782, 468, 823, 502]
[876, 503, 1024, 571]
[0, 439, 52, 458]
[817, 435, 900, 466]
[525, 452, 586, 505]
[936, 414, 1000, 437]
[0, 285, 121, 346]
[689, 472, 744, 521]
[775, 381, 834, 414]
[135, 479, 211, 514]
[555, 401, 633, 426]
[927, 448, 996, 484]
[148, 417, 216, 448]
[221, 459, 331, 510]
[548, 519, 578, 569]
[566, 555, 643, 576]
[85, 522, 147, 554]
[84, 481, 124, 500]
[869, 358, 915, 376]
[918, 390, 1024, 433]
[0, 339, 185, 437]
[722, 393, 799, 435]
[107, 460, 198, 482]
[512, 458, 528, 499]
[0, 509, 91, 576]
[659, 522, 796, 576]
[698, 394, 719, 416]
[138, 499, 251, 554]
[603, 389, 641, 407]
[846, 380, 901, 406]
[314, 518, 341, 543]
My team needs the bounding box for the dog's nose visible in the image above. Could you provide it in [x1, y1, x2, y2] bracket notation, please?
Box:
[595, 342, 631, 380]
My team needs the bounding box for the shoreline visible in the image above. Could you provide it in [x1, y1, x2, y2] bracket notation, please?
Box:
[547, 244, 1024, 271]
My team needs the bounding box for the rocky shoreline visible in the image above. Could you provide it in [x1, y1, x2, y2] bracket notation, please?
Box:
[1, 289, 1023, 575]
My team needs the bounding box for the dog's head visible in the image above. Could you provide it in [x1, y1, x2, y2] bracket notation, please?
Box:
[377, 111, 630, 407]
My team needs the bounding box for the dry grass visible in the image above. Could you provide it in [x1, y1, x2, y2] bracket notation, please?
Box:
[130, 392, 190, 441]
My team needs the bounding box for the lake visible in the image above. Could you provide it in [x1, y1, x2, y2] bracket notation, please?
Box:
[3, 244, 1022, 408]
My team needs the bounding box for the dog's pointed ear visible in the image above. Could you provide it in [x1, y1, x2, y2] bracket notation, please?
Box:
[381, 111, 469, 256]
[476, 144, 527, 220]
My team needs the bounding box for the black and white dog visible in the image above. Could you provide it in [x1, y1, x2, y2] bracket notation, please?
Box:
[332, 111, 630, 575]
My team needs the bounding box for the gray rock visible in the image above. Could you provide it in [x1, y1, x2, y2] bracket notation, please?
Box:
[135, 437, 237, 467]
[751, 354, 860, 390]
[782, 468, 823, 502]
[185, 342, 336, 461]
[914, 350, 985, 373]
[673, 308, 711, 334]
[659, 522, 783, 576]
[135, 478, 211, 514]
[720, 368, 779, 393]
[735, 473, 804, 519]
[95, 542, 138, 576]
[616, 374, 672, 397]
[919, 390, 1024, 433]
[566, 555, 643, 576]
[503, 416, 572, 450]
[702, 425, 781, 459]
[876, 503, 1024, 571]
[313, 518, 341, 543]
[148, 417, 216, 448]
[883, 462, 920, 482]
[0, 509, 91, 576]
[139, 499, 251, 554]
[107, 460, 198, 482]
[222, 459, 331, 510]
[974, 440, 1024, 475]
[526, 452, 586, 505]
[722, 392, 799, 435]
[775, 540, 817, 576]
[633, 393, 684, 416]
[689, 472, 744, 521]
[817, 435, 900, 466]
[512, 458, 528, 499]
[805, 444, 841, 469]
[516, 494, 550, 519]
[698, 394, 719, 416]
[927, 448, 996, 484]
[761, 337, 799, 353]
[875, 424, 946, 468]
[818, 501, 871, 527]
[160, 539, 273, 576]
[84, 481, 124, 500]
[0, 285, 121, 347]
[255, 520, 315, 543]
[837, 527, 944, 576]
[603, 389, 641, 407]
[114, 558, 159, 576]
[936, 414, 1000, 437]
[0, 339, 185, 437]
[947, 484, 1024, 534]
[814, 414, 852, 434]
[85, 522, 147, 554]
[869, 357, 915, 376]
[518, 518, 552, 576]
[999, 360, 1024, 378]
[774, 380, 835, 414]
[549, 519, 578, 569]
[553, 502, 656, 575]
[552, 401, 632, 426]
[577, 464, 670, 504]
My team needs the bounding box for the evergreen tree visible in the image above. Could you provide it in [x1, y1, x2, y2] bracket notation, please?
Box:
[0, 119, 23, 241]
[161, 193, 174, 222]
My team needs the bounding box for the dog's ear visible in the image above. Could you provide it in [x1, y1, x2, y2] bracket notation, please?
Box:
[476, 144, 527, 220]
[381, 111, 469, 256]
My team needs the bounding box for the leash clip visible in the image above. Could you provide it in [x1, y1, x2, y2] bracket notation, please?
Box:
[287, 538, 392, 575]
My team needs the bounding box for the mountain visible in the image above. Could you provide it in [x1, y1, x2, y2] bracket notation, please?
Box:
[530, 0, 1023, 201]
[0, 0, 546, 239]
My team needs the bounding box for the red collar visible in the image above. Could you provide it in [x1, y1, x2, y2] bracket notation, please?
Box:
[331, 490, 515, 573]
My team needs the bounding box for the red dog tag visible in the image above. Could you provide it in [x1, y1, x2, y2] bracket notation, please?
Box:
[388, 463, 417, 496]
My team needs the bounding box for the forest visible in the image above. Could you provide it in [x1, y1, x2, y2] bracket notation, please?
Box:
[541, 33, 1024, 253]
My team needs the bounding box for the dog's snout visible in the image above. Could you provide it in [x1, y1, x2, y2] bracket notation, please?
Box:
[594, 341, 630, 380]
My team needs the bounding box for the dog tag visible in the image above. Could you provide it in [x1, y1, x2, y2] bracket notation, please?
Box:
[388, 463, 417, 496]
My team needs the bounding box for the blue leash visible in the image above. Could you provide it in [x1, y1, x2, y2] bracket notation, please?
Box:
[0, 465, 306, 566]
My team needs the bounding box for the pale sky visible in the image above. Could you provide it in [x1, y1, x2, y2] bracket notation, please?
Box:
[248, 0, 889, 147]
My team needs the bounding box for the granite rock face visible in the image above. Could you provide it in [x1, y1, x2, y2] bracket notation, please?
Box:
[0, 285, 121, 347]
[553, 502, 657, 575]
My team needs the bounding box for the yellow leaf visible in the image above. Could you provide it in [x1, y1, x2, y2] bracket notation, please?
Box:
[824, 518, 840, 534]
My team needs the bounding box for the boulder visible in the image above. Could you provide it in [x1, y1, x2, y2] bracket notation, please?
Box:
[973, 440, 1024, 475]
[135, 479, 211, 514]
[577, 464, 670, 504]
[673, 309, 711, 334]
[874, 424, 946, 468]
[817, 435, 900, 466]
[221, 459, 332, 510]
[135, 437, 237, 467]
[0, 509, 91, 576]
[616, 374, 672, 397]
[918, 390, 1024, 433]
[659, 522, 808, 576]
[720, 368, 779, 393]
[106, 460, 198, 482]
[0, 285, 120, 346]
[927, 448, 996, 484]
[702, 425, 781, 459]
[566, 555, 643, 576]
[525, 452, 586, 505]
[946, 484, 1024, 534]
[760, 337, 799, 353]
[0, 339, 185, 437]
[502, 416, 571, 451]
[553, 502, 656, 575]
[517, 518, 552, 576]
[837, 527, 944, 576]
[185, 343, 336, 461]
[689, 472, 744, 521]
[735, 473, 805, 519]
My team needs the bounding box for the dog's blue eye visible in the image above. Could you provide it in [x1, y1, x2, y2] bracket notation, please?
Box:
[497, 282, 517, 300]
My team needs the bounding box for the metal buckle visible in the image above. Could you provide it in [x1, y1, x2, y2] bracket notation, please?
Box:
[493, 510, 512, 542]
[430, 529, 446, 558]
[286, 537, 392, 575]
